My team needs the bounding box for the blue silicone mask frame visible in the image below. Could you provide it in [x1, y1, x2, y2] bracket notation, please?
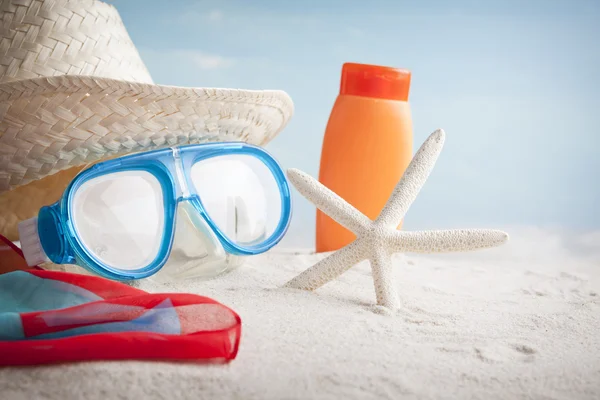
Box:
[31, 142, 292, 281]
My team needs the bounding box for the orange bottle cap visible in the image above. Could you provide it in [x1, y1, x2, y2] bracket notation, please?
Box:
[340, 62, 411, 101]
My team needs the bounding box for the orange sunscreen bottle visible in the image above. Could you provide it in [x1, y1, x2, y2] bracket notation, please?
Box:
[316, 62, 413, 252]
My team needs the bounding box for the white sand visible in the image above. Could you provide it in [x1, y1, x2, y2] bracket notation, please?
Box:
[1, 226, 599, 399]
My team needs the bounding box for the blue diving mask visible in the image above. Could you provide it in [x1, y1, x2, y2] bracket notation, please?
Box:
[18, 142, 292, 281]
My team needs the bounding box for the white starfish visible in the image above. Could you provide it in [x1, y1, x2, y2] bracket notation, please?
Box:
[283, 129, 509, 310]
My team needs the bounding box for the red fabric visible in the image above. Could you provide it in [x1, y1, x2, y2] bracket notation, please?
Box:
[0, 266, 241, 366]
[1, 329, 240, 365]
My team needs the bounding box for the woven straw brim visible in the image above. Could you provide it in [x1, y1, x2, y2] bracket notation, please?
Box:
[0, 74, 294, 193]
[0, 75, 294, 240]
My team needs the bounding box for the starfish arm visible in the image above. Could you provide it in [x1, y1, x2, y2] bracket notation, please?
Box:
[370, 247, 401, 310]
[286, 168, 372, 234]
[375, 129, 446, 228]
[283, 239, 368, 291]
[387, 229, 509, 253]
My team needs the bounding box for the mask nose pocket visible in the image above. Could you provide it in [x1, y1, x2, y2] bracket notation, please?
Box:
[151, 201, 243, 282]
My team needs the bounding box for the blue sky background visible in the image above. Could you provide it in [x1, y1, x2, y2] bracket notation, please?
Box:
[111, 0, 599, 247]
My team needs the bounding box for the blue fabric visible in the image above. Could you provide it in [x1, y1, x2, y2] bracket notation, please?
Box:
[0, 271, 101, 341]
[0, 312, 24, 340]
[0, 272, 182, 341]
[0, 271, 102, 313]
[30, 299, 181, 340]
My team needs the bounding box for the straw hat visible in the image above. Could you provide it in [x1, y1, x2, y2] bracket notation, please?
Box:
[0, 0, 294, 240]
